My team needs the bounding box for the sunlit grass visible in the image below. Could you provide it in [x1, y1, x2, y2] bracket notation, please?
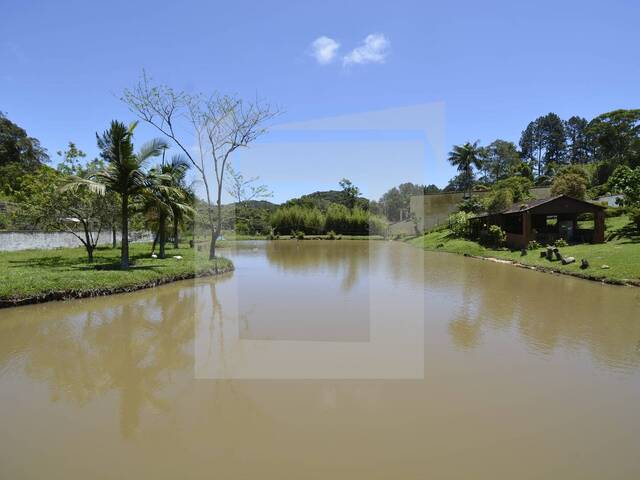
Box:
[0, 242, 233, 304]
[410, 215, 640, 283]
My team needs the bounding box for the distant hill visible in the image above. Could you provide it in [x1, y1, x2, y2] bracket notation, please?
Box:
[241, 200, 279, 210]
[284, 190, 369, 211]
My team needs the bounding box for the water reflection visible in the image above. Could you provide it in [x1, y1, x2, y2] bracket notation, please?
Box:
[2, 241, 640, 479]
[264, 240, 369, 292]
[0, 287, 197, 437]
[433, 253, 640, 370]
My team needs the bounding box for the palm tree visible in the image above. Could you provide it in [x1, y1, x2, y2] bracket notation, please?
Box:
[160, 155, 192, 249]
[448, 141, 483, 195]
[143, 164, 193, 259]
[94, 121, 167, 269]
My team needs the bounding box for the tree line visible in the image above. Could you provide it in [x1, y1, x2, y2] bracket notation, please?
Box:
[1, 73, 277, 267]
[446, 109, 640, 195]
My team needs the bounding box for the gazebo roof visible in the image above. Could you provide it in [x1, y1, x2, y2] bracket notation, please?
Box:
[501, 195, 605, 215]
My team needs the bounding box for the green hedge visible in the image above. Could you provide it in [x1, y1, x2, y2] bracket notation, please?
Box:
[270, 203, 387, 236]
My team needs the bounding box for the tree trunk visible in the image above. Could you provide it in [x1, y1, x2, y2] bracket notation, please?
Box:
[209, 226, 218, 259]
[121, 193, 129, 269]
[159, 214, 167, 259]
[151, 229, 159, 254]
[209, 201, 223, 260]
[173, 217, 179, 248]
[112, 224, 117, 248]
[82, 224, 95, 263]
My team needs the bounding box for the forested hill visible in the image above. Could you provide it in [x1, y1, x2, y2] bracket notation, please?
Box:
[283, 190, 369, 210]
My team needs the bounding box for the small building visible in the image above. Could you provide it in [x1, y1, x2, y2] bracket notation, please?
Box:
[594, 194, 623, 207]
[470, 195, 606, 249]
[409, 187, 552, 232]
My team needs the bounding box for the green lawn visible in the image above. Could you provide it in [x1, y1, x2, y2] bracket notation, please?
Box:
[409, 215, 640, 284]
[0, 242, 233, 306]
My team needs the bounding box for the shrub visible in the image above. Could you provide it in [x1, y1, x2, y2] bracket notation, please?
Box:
[527, 240, 541, 250]
[270, 206, 325, 235]
[324, 203, 350, 233]
[271, 203, 387, 236]
[347, 206, 371, 235]
[630, 207, 640, 228]
[493, 176, 533, 202]
[458, 196, 483, 214]
[551, 173, 588, 199]
[484, 188, 513, 213]
[368, 214, 388, 236]
[554, 238, 568, 247]
[604, 206, 624, 217]
[608, 165, 640, 207]
[448, 211, 470, 238]
[486, 225, 506, 247]
[292, 230, 305, 240]
[324, 203, 387, 235]
[327, 230, 336, 240]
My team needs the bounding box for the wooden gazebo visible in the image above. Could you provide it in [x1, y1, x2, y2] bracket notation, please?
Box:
[472, 195, 606, 249]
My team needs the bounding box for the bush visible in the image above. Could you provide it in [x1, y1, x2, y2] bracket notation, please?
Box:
[485, 225, 506, 247]
[484, 188, 514, 213]
[604, 206, 624, 217]
[458, 196, 483, 214]
[271, 203, 387, 236]
[368, 214, 388, 236]
[608, 165, 640, 207]
[551, 173, 588, 199]
[630, 207, 640, 228]
[554, 238, 568, 247]
[324, 203, 387, 235]
[292, 230, 305, 240]
[324, 203, 350, 233]
[448, 211, 470, 238]
[327, 230, 336, 240]
[493, 177, 533, 202]
[527, 240, 541, 250]
[270, 206, 325, 235]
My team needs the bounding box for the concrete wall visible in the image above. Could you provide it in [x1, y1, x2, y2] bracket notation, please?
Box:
[0, 231, 154, 252]
[410, 187, 551, 232]
[388, 220, 418, 236]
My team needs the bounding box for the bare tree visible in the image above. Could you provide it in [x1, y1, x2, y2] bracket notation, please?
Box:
[225, 164, 272, 233]
[226, 163, 271, 204]
[122, 72, 278, 258]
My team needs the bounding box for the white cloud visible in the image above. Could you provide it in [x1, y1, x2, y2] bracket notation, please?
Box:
[343, 33, 390, 66]
[309, 36, 340, 65]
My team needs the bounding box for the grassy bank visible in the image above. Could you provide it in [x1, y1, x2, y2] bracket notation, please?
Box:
[0, 242, 233, 307]
[409, 215, 640, 285]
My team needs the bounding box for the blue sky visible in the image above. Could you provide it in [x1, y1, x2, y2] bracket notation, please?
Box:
[2, 0, 639, 203]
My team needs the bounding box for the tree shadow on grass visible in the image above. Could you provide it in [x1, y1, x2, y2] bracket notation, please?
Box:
[9, 255, 75, 268]
[606, 221, 640, 244]
[9, 251, 170, 272]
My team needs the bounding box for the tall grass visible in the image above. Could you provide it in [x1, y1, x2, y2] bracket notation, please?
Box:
[270, 203, 388, 236]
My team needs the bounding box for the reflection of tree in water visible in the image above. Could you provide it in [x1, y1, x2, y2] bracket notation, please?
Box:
[0, 287, 197, 438]
[441, 257, 640, 369]
[265, 240, 369, 292]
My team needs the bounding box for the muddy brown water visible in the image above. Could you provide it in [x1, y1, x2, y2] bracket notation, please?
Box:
[1, 241, 639, 479]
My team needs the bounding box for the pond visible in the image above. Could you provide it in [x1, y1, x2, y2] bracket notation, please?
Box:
[1, 240, 639, 479]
